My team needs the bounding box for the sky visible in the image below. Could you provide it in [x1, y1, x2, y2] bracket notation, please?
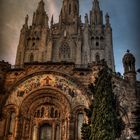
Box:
[0, 0, 140, 79]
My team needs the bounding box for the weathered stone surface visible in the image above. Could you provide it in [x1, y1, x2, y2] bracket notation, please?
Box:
[0, 0, 139, 140]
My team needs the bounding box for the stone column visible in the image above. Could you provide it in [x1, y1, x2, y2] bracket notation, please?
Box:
[21, 119, 26, 140]
[52, 121, 55, 140]
[66, 118, 69, 140]
[69, 115, 75, 140]
[32, 124, 38, 140]
[15, 115, 21, 140]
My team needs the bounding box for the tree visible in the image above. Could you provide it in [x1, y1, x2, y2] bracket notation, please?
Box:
[81, 63, 124, 140]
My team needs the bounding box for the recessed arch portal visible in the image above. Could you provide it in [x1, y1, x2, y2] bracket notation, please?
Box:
[4, 72, 90, 140]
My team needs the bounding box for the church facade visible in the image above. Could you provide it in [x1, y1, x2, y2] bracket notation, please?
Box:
[0, 0, 140, 140]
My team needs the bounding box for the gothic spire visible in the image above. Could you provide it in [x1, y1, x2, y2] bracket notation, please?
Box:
[105, 13, 112, 32]
[37, 0, 45, 13]
[60, 0, 79, 24]
[85, 13, 89, 26]
[90, 0, 103, 27]
[51, 15, 54, 26]
[25, 15, 29, 25]
[21, 15, 28, 32]
[105, 13, 110, 25]
[92, 0, 100, 11]
[32, 0, 48, 27]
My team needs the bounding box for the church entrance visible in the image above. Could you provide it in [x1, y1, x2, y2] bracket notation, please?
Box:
[4, 73, 90, 140]
[39, 124, 52, 140]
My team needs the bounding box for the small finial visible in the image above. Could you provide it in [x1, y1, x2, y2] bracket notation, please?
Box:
[92, 0, 100, 10]
[105, 13, 110, 25]
[127, 49, 130, 53]
[40, 0, 44, 3]
[51, 15, 54, 25]
[25, 15, 29, 25]
[85, 13, 88, 24]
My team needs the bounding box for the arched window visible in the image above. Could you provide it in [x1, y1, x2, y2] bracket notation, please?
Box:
[69, 4, 71, 15]
[77, 113, 84, 139]
[32, 42, 35, 46]
[95, 53, 100, 62]
[75, 4, 77, 12]
[41, 107, 45, 117]
[55, 110, 58, 118]
[8, 112, 16, 134]
[39, 124, 52, 140]
[96, 42, 99, 47]
[30, 53, 34, 62]
[59, 43, 70, 61]
[50, 107, 54, 118]
[91, 37, 94, 47]
[37, 110, 40, 118]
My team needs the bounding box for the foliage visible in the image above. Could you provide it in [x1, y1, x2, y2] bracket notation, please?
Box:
[81, 63, 124, 140]
[81, 123, 91, 140]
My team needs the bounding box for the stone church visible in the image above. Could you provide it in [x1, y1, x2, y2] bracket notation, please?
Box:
[0, 0, 140, 140]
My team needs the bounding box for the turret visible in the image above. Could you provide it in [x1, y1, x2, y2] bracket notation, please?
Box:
[82, 14, 90, 65]
[15, 15, 29, 66]
[104, 13, 115, 71]
[123, 50, 136, 84]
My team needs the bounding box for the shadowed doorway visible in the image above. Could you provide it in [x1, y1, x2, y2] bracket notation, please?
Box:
[39, 123, 52, 140]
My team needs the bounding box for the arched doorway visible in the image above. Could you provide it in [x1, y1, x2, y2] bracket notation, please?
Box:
[4, 73, 90, 140]
[19, 88, 71, 140]
[39, 123, 52, 140]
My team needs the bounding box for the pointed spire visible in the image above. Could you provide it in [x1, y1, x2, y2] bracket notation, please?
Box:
[37, 0, 45, 13]
[25, 15, 29, 25]
[60, 0, 79, 25]
[45, 14, 49, 27]
[90, 0, 103, 27]
[51, 15, 54, 26]
[31, 0, 48, 27]
[85, 13, 89, 25]
[105, 13, 110, 25]
[21, 15, 28, 32]
[105, 13, 112, 32]
[92, 0, 100, 11]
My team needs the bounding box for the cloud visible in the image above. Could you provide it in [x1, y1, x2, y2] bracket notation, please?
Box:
[0, 0, 139, 80]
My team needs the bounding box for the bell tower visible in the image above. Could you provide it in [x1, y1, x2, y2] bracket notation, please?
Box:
[15, 0, 49, 66]
[89, 0, 115, 71]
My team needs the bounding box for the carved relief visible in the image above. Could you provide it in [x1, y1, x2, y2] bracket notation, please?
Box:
[6, 73, 89, 109]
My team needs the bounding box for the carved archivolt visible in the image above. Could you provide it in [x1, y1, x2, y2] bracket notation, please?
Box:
[20, 88, 71, 118]
[5, 73, 90, 109]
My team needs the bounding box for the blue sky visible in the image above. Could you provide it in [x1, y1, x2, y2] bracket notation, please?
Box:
[79, 0, 140, 77]
[0, 0, 140, 79]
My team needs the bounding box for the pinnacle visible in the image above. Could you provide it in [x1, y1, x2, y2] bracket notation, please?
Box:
[92, 0, 100, 11]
